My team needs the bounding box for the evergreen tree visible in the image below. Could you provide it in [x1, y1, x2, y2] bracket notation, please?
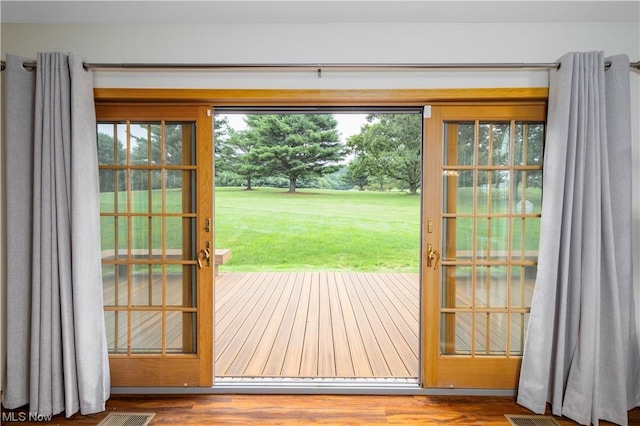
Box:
[216, 128, 262, 190]
[244, 114, 344, 193]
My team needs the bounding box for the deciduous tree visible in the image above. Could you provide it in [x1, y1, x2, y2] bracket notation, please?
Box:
[347, 114, 422, 194]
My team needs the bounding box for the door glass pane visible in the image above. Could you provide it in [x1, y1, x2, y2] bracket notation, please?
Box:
[441, 120, 542, 356]
[443, 170, 474, 214]
[100, 216, 117, 259]
[478, 123, 491, 166]
[441, 312, 472, 355]
[519, 170, 543, 214]
[474, 313, 507, 355]
[515, 122, 545, 163]
[442, 266, 472, 308]
[151, 170, 163, 213]
[167, 265, 197, 307]
[130, 216, 150, 257]
[165, 123, 187, 165]
[130, 123, 152, 165]
[444, 122, 475, 166]
[476, 171, 489, 214]
[523, 218, 540, 261]
[131, 311, 162, 354]
[442, 217, 473, 261]
[489, 218, 509, 260]
[104, 311, 127, 354]
[131, 264, 163, 307]
[510, 313, 529, 355]
[166, 170, 196, 213]
[131, 170, 151, 213]
[99, 120, 198, 356]
[166, 312, 197, 354]
[476, 217, 489, 259]
[165, 217, 196, 260]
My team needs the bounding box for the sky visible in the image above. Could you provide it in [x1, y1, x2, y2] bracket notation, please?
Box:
[219, 113, 368, 143]
[104, 113, 370, 153]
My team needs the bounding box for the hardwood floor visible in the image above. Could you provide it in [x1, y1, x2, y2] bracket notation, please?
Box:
[215, 271, 419, 378]
[5, 394, 639, 425]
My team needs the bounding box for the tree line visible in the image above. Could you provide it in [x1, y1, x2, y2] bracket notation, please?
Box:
[97, 114, 542, 195]
[215, 113, 423, 194]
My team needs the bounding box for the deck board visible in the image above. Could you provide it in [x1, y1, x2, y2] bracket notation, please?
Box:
[344, 273, 392, 376]
[262, 273, 305, 376]
[300, 273, 321, 376]
[226, 272, 285, 375]
[351, 272, 410, 376]
[327, 273, 356, 376]
[216, 273, 281, 373]
[317, 272, 336, 376]
[244, 272, 297, 375]
[334, 273, 372, 377]
[280, 273, 314, 376]
[215, 271, 420, 379]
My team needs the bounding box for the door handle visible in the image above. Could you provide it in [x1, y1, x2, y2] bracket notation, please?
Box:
[427, 243, 440, 270]
[197, 243, 211, 269]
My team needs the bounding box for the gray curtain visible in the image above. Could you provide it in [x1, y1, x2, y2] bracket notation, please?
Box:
[3, 53, 110, 417]
[517, 52, 640, 425]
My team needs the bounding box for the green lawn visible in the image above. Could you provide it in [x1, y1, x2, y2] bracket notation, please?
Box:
[99, 185, 541, 273]
[215, 187, 421, 272]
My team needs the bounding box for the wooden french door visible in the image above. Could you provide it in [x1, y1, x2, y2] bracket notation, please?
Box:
[423, 103, 546, 388]
[96, 104, 214, 387]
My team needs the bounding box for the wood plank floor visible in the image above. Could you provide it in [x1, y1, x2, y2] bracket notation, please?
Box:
[5, 394, 639, 425]
[214, 271, 420, 379]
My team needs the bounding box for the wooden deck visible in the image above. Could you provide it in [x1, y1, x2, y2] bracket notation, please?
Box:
[214, 272, 420, 379]
[103, 269, 530, 378]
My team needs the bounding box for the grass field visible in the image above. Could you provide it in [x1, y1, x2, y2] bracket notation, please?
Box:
[215, 187, 421, 272]
[99, 185, 541, 273]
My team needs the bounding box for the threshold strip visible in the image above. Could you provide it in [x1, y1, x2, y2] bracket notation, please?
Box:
[214, 376, 420, 389]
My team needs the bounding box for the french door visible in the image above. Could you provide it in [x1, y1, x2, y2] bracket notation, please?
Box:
[92, 89, 548, 390]
[423, 103, 546, 388]
[96, 104, 214, 386]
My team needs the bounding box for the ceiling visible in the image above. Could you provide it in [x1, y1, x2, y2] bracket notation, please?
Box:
[1, 0, 639, 24]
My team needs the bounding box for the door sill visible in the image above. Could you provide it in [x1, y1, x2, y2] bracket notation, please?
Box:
[214, 376, 420, 390]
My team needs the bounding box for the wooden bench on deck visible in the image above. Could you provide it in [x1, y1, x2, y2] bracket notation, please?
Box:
[102, 248, 232, 277]
[214, 248, 232, 277]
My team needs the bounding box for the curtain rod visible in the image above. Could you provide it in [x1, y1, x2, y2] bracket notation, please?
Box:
[2, 60, 640, 72]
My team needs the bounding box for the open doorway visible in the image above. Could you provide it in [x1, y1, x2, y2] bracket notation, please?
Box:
[212, 107, 422, 383]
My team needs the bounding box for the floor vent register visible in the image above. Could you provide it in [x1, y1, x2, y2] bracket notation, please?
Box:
[505, 414, 561, 426]
[97, 412, 156, 426]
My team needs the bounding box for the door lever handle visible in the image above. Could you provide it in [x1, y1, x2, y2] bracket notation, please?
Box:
[197, 245, 211, 269]
[427, 243, 440, 270]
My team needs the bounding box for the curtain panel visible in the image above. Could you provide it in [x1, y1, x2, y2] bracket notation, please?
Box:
[3, 53, 110, 417]
[517, 52, 640, 425]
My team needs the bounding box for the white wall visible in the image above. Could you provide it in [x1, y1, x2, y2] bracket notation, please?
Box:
[1, 22, 638, 89]
[1, 20, 639, 392]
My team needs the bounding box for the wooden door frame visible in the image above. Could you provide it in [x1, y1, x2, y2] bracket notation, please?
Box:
[95, 88, 548, 389]
[94, 88, 547, 106]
